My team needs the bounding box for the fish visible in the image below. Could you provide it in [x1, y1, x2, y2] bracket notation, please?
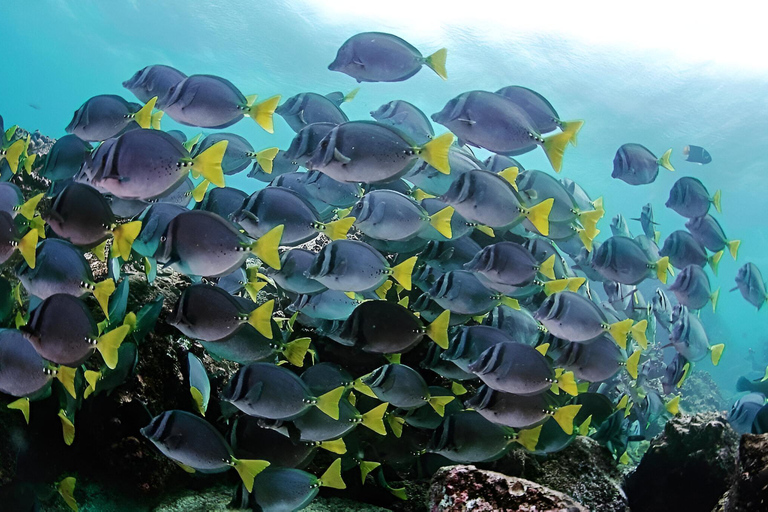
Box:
[247, 150, 299, 183]
[685, 214, 740, 260]
[484, 304, 545, 346]
[231, 415, 316, 469]
[195, 186, 248, 219]
[123, 64, 187, 106]
[141, 409, 269, 491]
[131, 203, 187, 263]
[428, 410, 538, 462]
[652, 288, 674, 331]
[306, 240, 417, 292]
[363, 363, 454, 415]
[441, 169, 554, 234]
[591, 235, 670, 285]
[431, 91, 574, 172]
[734, 263, 768, 310]
[292, 399, 387, 442]
[23, 294, 130, 369]
[302, 171, 364, 208]
[324, 88, 360, 107]
[250, 460, 346, 511]
[736, 374, 768, 395]
[193, 133, 278, 176]
[222, 362, 345, 420]
[486, 154, 525, 173]
[0, 183, 42, 221]
[495, 86, 583, 143]
[669, 305, 724, 364]
[659, 230, 721, 274]
[83, 342, 139, 399]
[468, 341, 578, 396]
[727, 393, 766, 434]
[87, 129, 227, 201]
[666, 177, 721, 218]
[351, 189, 453, 241]
[161, 74, 280, 131]
[65, 95, 159, 142]
[17, 239, 115, 317]
[283, 122, 336, 168]
[683, 145, 712, 165]
[371, 100, 435, 144]
[421, 344, 475, 381]
[337, 301, 450, 352]
[466, 385, 582, 434]
[662, 353, 690, 395]
[232, 186, 354, 246]
[0, 211, 37, 268]
[631, 203, 660, 243]
[154, 210, 284, 276]
[407, 145, 483, 197]
[442, 325, 517, 373]
[44, 183, 141, 260]
[557, 335, 640, 382]
[290, 290, 364, 321]
[39, 134, 93, 182]
[276, 92, 349, 132]
[428, 270, 517, 316]
[265, 249, 327, 295]
[668, 265, 719, 311]
[611, 144, 674, 185]
[185, 352, 210, 416]
[170, 283, 275, 341]
[464, 242, 557, 291]
[329, 32, 447, 82]
[307, 121, 453, 183]
[610, 214, 632, 238]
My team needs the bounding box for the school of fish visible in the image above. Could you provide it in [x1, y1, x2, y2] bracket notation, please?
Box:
[0, 31, 760, 512]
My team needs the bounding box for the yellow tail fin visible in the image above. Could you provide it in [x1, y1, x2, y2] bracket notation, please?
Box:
[451, 381, 467, 395]
[247, 300, 274, 339]
[577, 228, 594, 252]
[429, 206, 454, 239]
[151, 110, 164, 130]
[390, 256, 417, 290]
[247, 95, 281, 133]
[655, 256, 670, 284]
[500, 296, 520, 310]
[133, 97, 157, 129]
[516, 425, 542, 451]
[523, 198, 554, 236]
[476, 225, 495, 237]
[96, 325, 130, 369]
[665, 395, 680, 416]
[319, 458, 346, 489]
[578, 208, 604, 227]
[498, 166, 519, 190]
[318, 439, 347, 454]
[411, 189, 435, 202]
[8, 397, 30, 424]
[607, 319, 633, 349]
[427, 395, 455, 416]
[191, 180, 209, 203]
[254, 147, 279, 174]
[282, 337, 311, 367]
[387, 414, 405, 438]
[425, 310, 450, 349]
[84, 370, 101, 398]
[535, 343, 550, 356]
[713, 190, 722, 213]
[344, 87, 360, 102]
[360, 461, 380, 483]
[4, 139, 24, 174]
[57, 366, 78, 399]
[17, 193, 43, 220]
[566, 277, 586, 292]
[543, 278, 569, 296]
[316, 386, 345, 420]
[539, 254, 556, 280]
[711, 288, 720, 313]
[561, 120, 584, 147]
[250, 225, 284, 270]
[318, 216, 356, 240]
[29, 215, 46, 239]
[182, 133, 202, 152]
[626, 349, 641, 379]
[418, 132, 453, 175]
[631, 320, 648, 350]
[424, 48, 448, 80]
[58, 477, 78, 512]
[361, 403, 388, 435]
[92, 279, 116, 319]
[231, 458, 270, 493]
[552, 404, 582, 435]
[542, 131, 571, 173]
[710, 343, 725, 366]
[59, 410, 75, 445]
[190, 387, 206, 415]
[709, 250, 723, 276]
[17, 229, 37, 269]
[727, 240, 741, 260]
[657, 148, 675, 172]
[112, 220, 142, 260]
[191, 140, 227, 188]
[557, 371, 578, 396]
[578, 415, 592, 436]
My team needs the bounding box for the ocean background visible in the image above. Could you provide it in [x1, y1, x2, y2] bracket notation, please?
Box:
[2, 0, 766, 396]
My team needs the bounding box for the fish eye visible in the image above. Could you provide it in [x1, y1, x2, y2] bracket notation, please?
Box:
[321, 140, 329, 149]
[160, 235, 167, 242]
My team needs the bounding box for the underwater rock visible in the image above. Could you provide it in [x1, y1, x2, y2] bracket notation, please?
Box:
[625, 412, 738, 512]
[713, 433, 768, 512]
[490, 438, 628, 512]
[428, 465, 587, 512]
[680, 370, 727, 414]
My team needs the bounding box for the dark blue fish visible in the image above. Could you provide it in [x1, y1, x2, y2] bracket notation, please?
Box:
[612, 144, 674, 185]
[683, 145, 712, 165]
[265, 249, 327, 295]
[557, 335, 637, 382]
[195, 186, 248, 220]
[485, 154, 524, 172]
[193, 133, 277, 176]
[123, 64, 187, 106]
[329, 32, 447, 82]
[39, 135, 92, 182]
[685, 214, 740, 260]
[666, 177, 721, 218]
[283, 122, 336, 168]
[65, 95, 157, 142]
[276, 93, 349, 133]
[631, 203, 659, 243]
[496, 85, 583, 142]
[668, 265, 719, 311]
[428, 410, 530, 462]
[669, 305, 724, 364]
[406, 145, 482, 196]
[659, 230, 721, 273]
[371, 100, 434, 143]
[591, 235, 669, 285]
[352, 189, 453, 241]
[363, 364, 454, 414]
[162, 74, 280, 131]
[132, 203, 187, 259]
[734, 263, 767, 310]
[727, 393, 765, 434]
[247, 149, 299, 183]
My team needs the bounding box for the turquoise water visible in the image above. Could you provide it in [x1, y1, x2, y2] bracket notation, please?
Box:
[4, 0, 764, 394]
